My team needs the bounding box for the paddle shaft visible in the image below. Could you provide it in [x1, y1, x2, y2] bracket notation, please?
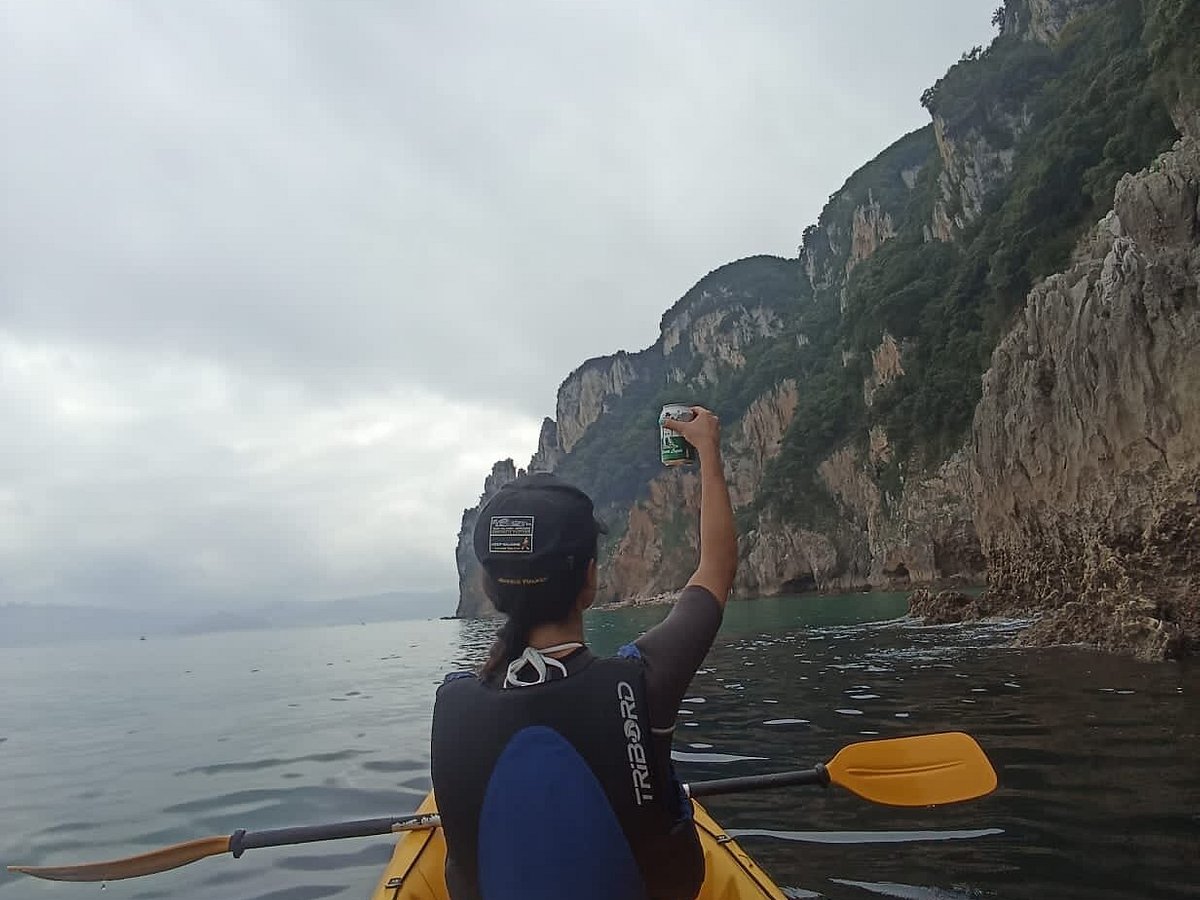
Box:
[230, 812, 440, 855]
[687, 765, 829, 798]
[234, 770, 828, 852]
[233, 770, 829, 851]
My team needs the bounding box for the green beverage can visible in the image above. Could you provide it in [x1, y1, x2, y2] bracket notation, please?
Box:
[659, 403, 696, 466]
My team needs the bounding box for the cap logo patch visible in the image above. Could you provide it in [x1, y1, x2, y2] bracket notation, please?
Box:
[488, 516, 534, 554]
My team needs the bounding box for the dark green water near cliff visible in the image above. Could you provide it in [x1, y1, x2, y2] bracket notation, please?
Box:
[2, 594, 1196, 900]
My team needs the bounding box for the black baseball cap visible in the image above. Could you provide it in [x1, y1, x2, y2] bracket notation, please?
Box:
[473, 473, 606, 588]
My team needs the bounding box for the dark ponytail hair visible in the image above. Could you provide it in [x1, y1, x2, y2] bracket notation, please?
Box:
[478, 552, 594, 682]
[480, 608, 534, 682]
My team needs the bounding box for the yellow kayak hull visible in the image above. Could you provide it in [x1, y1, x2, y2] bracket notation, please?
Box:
[369, 793, 787, 900]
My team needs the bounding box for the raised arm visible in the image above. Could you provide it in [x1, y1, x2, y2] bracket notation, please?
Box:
[662, 406, 736, 605]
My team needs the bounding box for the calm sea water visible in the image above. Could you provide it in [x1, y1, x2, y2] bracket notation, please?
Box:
[1, 595, 1196, 900]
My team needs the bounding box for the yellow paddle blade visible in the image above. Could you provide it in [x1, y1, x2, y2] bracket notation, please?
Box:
[825, 732, 997, 807]
[6, 835, 232, 882]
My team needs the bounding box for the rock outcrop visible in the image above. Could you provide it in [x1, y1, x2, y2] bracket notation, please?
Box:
[799, 127, 933, 293]
[908, 589, 989, 625]
[527, 418, 561, 474]
[846, 194, 896, 276]
[1002, 0, 1109, 43]
[663, 304, 784, 386]
[455, 459, 520, 618]
[879, 448, 985, 586]
[971, 136, 1200, 660]
[864, 333, 904, 406]
[929, 107, 1028, 240]
[556, 353, 643, 453]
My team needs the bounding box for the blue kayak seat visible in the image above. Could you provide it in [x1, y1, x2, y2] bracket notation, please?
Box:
[477, 725, 647, 900]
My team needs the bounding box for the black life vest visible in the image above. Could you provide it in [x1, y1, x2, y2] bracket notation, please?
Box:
[430, 647, 704, 900]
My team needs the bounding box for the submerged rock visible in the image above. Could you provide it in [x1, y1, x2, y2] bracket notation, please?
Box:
[1013, 598, 1188, 662]
[908, 589, 985, 625]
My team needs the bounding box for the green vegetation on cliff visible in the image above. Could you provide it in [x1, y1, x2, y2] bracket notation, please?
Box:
[680, 0, 1185, 532]
[485, 0, 1196, 582]
[805, 0, 1180, 476]
[1146, 0, 1200, 117]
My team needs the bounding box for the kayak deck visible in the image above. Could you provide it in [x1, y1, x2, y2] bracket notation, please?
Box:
[369, 793, 786, 900]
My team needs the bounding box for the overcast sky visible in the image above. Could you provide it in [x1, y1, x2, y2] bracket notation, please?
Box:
[0, 1, 997, 609]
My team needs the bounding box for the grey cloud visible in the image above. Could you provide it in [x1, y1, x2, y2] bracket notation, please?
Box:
[0, 1, 998, 606]
[0, 338, 539, 605]
[2, 0, 998, 408]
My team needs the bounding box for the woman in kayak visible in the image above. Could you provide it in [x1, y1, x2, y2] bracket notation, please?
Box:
[431, 406, 736, 900]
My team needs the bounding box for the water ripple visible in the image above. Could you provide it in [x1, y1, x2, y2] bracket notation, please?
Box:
[3, 599, 1196, 900]
[360, 759, 425, 774]
[245, 887, 343, 900]
[670, 751, 768, 764]
[731, 828, 1005, 844]
[272, 842, 393, 871]
[829, 879, 989, 899]
[175, 750, 372, 776]
[34, 821, 97, 836]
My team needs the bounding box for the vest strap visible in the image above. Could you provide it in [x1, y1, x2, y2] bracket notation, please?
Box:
[503, 642, 585, 688]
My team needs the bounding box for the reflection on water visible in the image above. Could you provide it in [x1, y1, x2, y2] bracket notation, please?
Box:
[0, 593, 1196, 900]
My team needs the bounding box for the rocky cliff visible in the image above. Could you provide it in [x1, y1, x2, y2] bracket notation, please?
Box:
[455, 459, 519, 618]
[971, 135, 1200, 659]
[454, 0, 1198, 658]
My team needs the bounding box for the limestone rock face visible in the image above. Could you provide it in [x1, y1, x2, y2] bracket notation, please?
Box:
[595, 371, 983, 602]
[801, 222, 845, 292]
[663, 304, 783, 386]
[930, 109, 1028, 240]
[1003, 0, 1109, 44]
[846, 194, 896, 276]
[527, 418, 561, 474]
[816, 443, 983, 590]
[1013, 596, 1189, 661]
[599, 471, 701, 603]
[725, 380, 799, 508]
[868, 425, 893, 466]
[819, 447, 882, 532]
[455, 459, 519, 618]
[798, 128, 932, 294]
[556, 354, 641, 453]
[972, 137, 1200, 659]
[886, 449, 986, 584]
[864, 332, 905, 406]
[736, 519, 844, 597]
[929, 0, 1150, 243]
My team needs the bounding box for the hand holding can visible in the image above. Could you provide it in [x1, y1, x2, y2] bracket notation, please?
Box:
[660, 404, 720, 466]
[659, 403, 695, 466]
